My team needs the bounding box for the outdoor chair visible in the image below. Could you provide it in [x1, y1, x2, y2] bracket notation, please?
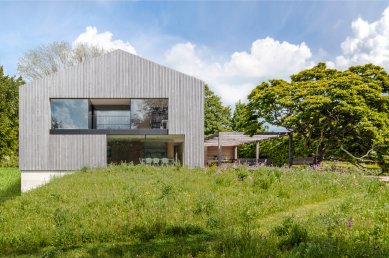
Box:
[145, 158, 152, 165]
[152, 158, 160, 166]
[161, 158, 169, 166]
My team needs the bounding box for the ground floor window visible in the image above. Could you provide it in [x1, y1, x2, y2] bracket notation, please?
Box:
[107, 135, 184, 165]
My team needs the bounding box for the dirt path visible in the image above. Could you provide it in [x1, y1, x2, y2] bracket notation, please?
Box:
[377, 176, 389, 183]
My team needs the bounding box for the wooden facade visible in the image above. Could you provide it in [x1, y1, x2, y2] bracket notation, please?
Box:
[19, 50, 205, 191]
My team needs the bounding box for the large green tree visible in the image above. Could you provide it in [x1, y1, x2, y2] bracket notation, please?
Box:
[231, 100, 307, 164]
[0, 67, 23, 166]
[247, 63, 389, 170]
[204, 85, 231, 135]
[231, 100, 266, 158]
[231, 100, 264, 133]
[231, 100, 247, 131]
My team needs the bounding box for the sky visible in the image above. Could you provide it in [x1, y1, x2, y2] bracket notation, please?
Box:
[1, 1, 389, 107]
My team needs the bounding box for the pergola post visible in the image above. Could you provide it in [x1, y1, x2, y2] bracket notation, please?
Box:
[218, 132, 222, 167]
[256, 141, 259, 165]
[288, 132, 294, 167]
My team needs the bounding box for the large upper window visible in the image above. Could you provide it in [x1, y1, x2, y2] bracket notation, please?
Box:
[51, 99, 89, 129]
[50, 98, 168, 130]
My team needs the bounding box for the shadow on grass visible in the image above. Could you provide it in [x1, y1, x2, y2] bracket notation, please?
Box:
[93, 224, 213, 257]
[36, 234, 215, 258]
[0, 224, 214, 257]
[89, 235, 213, 257]
[34, 234, 389, 258]
[2, 231, 389, 257]
[0, 179, 21, 204]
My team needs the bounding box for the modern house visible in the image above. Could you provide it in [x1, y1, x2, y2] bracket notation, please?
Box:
[19, 50, 205, 191]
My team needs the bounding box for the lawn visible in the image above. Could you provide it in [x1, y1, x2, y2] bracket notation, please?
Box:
[0, 167, 20, 202]
[0, 164, 388, 257]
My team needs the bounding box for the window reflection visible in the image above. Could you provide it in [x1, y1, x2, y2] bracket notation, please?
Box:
[144, 142, 167, 158]
[131, 99, 168, 129]
[51, 99, 89, 129]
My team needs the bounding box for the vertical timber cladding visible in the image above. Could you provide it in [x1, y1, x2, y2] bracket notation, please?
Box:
[19, 50, 205, 171]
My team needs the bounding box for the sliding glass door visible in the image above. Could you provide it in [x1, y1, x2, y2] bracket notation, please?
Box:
[107, 135, 184, 165]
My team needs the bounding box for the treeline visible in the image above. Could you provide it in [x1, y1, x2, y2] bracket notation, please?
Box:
[0, 67, 22, 167]
[206, 63, 389, 172]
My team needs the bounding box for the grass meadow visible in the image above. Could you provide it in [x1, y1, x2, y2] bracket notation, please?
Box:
[0, 165, 388, 257]
[0, 167, 20, 202]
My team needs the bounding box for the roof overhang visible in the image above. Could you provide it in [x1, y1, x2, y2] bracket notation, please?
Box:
[204, 131, 290, 147]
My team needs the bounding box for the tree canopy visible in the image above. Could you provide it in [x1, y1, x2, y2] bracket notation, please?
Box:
[247, 63, 389, 170]
[231, 100, 264, 134]
[17, 41, 106, 82]
[0, 67, 23, 166]
[204, 85, 231, 135]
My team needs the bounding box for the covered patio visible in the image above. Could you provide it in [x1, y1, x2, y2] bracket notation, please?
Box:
[204, 131, 294, 167]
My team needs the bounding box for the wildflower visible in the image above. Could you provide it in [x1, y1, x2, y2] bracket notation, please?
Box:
[345, 217, 353, 228]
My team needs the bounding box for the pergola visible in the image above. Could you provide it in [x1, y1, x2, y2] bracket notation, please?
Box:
[204, 131, 294, 166]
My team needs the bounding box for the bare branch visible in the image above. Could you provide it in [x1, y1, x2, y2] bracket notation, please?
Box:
[340, 145, 376, 163]
[17, 41, 107, 82]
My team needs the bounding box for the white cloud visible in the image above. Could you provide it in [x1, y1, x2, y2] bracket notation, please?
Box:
[72, 27, 314, 106]
[224, 37, 312, 79]
[164, 38, 313, 106]
[334, 7, 389, 69]
[70, 6, 389, 108]
[165, 42, 205, 76]
[73, 26, 136, 54]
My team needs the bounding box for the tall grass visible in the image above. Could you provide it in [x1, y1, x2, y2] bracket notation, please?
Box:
[0, 164, 388, 257]
[0, 167, 20, 201]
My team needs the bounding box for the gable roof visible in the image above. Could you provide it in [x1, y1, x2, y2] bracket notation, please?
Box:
[23, 49, 204, 87]
[109, 49, 204, 83]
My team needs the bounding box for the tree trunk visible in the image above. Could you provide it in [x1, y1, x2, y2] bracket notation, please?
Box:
[314, 148, 325, 167]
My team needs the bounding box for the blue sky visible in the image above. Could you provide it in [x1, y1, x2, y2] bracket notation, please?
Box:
[1, 1, 389, 106]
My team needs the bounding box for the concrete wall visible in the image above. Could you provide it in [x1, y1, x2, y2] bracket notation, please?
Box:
[21, 171, 73, 192]
[19, 50, 204, 191]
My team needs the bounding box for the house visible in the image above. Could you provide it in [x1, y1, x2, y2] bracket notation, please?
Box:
[19, 50, 205, 192]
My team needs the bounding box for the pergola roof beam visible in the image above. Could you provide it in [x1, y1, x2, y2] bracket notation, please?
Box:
[204, 131, 289, 147]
